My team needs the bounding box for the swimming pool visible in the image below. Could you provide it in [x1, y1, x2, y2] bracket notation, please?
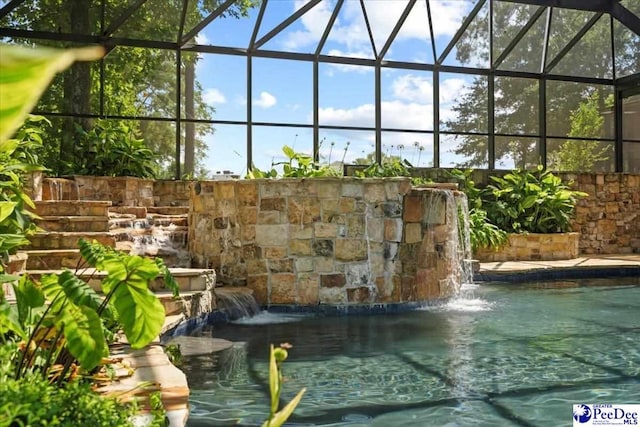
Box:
[182, 278, 640, 426]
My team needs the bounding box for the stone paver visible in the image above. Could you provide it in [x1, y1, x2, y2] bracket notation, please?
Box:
[480, 254, 640, 273]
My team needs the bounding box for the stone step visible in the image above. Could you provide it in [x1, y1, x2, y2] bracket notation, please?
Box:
[26, 267, 215, 294]
[29, 231, 116, 250]
[108, 206, 148, 218]
[35, 215, 110, 232]
[24, 249, 82, 270]
[148, 214, 188, 228]
[34, 200, 112, 217]
[147, 206, 189, 216]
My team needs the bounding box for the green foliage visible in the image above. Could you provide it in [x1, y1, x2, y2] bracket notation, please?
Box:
[148, 391, 169, 427]
[69, 120, 158, 178]
[247, 145, 339, 179]
[551, 93, 613, 172]
[482, 166, 588, 233]
[467, 208, 508, 251]
[1, 239, 171, 383]
[0, 368, 137, 427]
[0, 43, 103, 143]
[0, 136, 41, 261]
[263, 343, 305, 427]
[356, 158, 413, 178]
[448, 169, 508, 251]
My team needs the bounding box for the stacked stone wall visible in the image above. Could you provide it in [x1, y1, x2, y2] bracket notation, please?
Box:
[188, 178, 464, 306]
[410, 169, 639, 255]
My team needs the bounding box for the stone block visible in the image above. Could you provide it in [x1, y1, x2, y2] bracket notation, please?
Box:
[255, 224, 288, 246]
[313, 239, 334, 257]
[246, 259, 268, 275]
[289, 239, 312, 256]
[319, 287, 346, 304]
[347, 286, 372, 303]
[289, 224, 313, 239]
[404, 222, 422, 244]
[238, 208, 257, 225]
[264, 246, 288, 259]
[247, 275, 268, 305]
[236, 181, 258, 206]
[269, 258, 294, 273]
[241, 225, 256, 242]
[257, 211, 281, 224]
[315, 222, 339, 238]
[320, 273, 346, 288]
[294, 257, 314, 272]
[314, 257, 335, 272]
[346, 215, 365, 237]
[366, 217, 384, 242]
[261, 197, 286, 212]
[342, 182, 363, 198]
[363, 183, 386, 203]
[335, 239, 368, 261]
[288, 197, 321, 225]
[270, 273, 297, 304]
[297, 273, 319, 304]
[402, 194, 422, 222]
[317, 181, 341, 198]
[384, 218, 403, 242]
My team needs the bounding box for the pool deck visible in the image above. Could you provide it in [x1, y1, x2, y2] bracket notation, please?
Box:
[477, 254, 640, 282]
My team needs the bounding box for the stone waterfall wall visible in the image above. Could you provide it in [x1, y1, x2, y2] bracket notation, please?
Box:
[188, 178, 466, 307]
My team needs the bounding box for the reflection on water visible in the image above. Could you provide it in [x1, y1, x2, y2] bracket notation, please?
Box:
[183, 279, 640, 427]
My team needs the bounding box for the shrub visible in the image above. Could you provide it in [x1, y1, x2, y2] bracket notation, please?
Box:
[482, 166, 587, 233]
[0, 371, 137, 427]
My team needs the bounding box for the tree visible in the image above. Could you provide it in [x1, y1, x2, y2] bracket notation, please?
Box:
[444, 3, 633, 171]
[549, 93, 613, 171]
[3, 0, 258, 177]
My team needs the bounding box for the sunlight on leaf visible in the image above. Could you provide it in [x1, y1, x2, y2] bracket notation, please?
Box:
[0, 43, 103, 142]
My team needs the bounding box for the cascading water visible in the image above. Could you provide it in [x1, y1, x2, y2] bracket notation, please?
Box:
[422, 188, 491, 311]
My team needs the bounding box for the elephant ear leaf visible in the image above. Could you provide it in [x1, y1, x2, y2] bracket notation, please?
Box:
[58, 303, 106, 370]
[0, 43, 103, 143]
[107, 256, 165, 348]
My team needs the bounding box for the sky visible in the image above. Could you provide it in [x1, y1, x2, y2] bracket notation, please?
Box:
[190, 0, 486, 176]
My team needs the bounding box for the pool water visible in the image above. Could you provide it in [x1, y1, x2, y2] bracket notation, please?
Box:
[182, 279, 640, 426]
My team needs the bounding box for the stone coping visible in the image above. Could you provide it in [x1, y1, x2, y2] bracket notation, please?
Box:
[476, 254, 640, 282]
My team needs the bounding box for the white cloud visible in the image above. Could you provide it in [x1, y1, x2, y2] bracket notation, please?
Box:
[279, 0, 469, 64]
[194, 33, 210, 45]
[392, 74, 433, 103]
[315, 74, 470, 132]
[254, 91, 277, 109]
[203, 88, 227, 105]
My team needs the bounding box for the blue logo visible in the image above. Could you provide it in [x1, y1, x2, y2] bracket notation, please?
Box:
[574, 404, 593, 423]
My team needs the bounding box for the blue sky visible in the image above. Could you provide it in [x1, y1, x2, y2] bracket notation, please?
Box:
[192, 0, 481, 176]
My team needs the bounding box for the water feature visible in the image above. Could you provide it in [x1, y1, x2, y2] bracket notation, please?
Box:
[181, 277, 640, 426]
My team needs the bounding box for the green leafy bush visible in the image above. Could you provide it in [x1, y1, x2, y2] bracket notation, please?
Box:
[0, 370, 137, 427]
[72, 120, 158, 178]
[247, 145, 338, 179]
[448, 169, 507, 251]
[0, 239, 172, 383]
[482, 166, 587, 233]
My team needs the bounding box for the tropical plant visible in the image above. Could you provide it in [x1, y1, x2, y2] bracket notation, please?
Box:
[263, 343, 305, 427]
[0, 239, 172, 383]
[0, 43, 103, 268]
[448, 169, 507, 251]
[467, 208, 508, 251]
[482, 166, 588, 233]
[0, 364, 138, 427]
[356, 158, 413, 178]
[247, 145, 339, 179]
[71, 119, 158, 178]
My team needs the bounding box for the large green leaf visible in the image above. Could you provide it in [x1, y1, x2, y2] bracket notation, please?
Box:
[0, 201, 17, 224]
[99, 255, 164, 348]
[40, 270, 102, 313]
[0, 44, 103, 142]
[57, 303, 106, 370]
